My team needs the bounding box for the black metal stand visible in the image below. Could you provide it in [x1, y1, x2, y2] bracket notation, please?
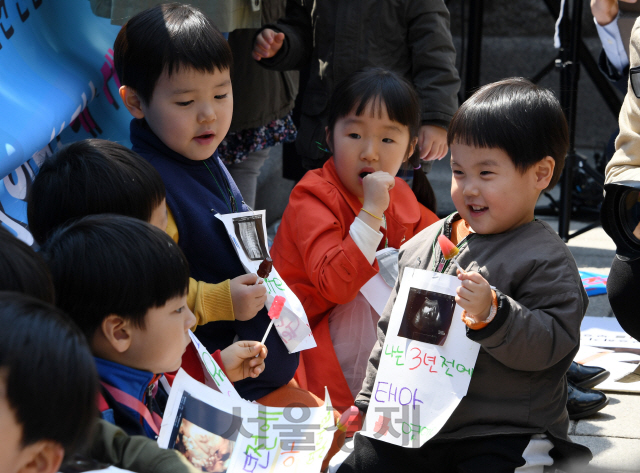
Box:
[459, 0, 619, 241]
[464, 0, 484, 99]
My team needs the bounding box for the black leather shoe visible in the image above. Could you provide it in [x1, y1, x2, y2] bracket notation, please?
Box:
[567, 381, 609, 420]
[567, 361, 610, 389]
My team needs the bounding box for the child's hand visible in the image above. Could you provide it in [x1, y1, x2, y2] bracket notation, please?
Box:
[361, 171, 395, 222]
[230, 274, 267, 321]
[455, 270, 492, 322]
[252, 28, 285, 60]
[418, 125, 448, 161]
[220, 341, 267, 382]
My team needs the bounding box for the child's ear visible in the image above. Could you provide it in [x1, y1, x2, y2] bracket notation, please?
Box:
[119, 86, 145, 119]
[405, 137, 419, 162]
[18, 441, 64, 473]
[534, 156, 555, 189]
[324, 126, 333, 153]
[101, 314, 133, 353]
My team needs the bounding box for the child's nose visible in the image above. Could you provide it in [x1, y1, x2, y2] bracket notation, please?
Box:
[198, 103, 217, 123]
[462, 183, 479, 197]
[360, 140, 378, 162]
[185, 307, 197, 330]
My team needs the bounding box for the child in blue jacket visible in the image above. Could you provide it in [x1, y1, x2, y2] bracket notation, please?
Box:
[114, 2, 299, 402]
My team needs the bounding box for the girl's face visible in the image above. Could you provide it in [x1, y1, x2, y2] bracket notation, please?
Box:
[327, 101, 416, 199]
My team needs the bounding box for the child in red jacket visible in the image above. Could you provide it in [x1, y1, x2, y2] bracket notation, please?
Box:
[271, 68, 439, 412]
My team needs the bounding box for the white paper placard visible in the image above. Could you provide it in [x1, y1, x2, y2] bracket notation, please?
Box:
[189, 331, 242, 400]
[215, 210, 316, 353]
[580, 316, 640, 350]
[158, 370, 334, 472]
[361, 268, 480, 448]
[575, 341, 640, 393]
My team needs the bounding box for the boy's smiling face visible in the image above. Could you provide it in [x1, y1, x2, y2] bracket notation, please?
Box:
[135, 67, 233, 161]
[450, 143, 553, 235]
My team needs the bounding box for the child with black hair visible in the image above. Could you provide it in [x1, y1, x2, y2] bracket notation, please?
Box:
[27, 139, 267, 327]
[0, 227, 206, 473]
[271, 68, 439, 412]
[0, 226, 55, 302]
[0, 293, 97, 473]
[113, 2, 300, 403]
[339, 78, 592, 472]
[40, 215, 267, 440]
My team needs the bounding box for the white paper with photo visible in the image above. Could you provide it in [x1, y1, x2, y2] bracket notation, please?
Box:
[216, 211, 315, 353]
[361, 268, 480, 448]
[575, 345, 640, 393]
[189, 331, 242, 400]
[158, 369, 334, 473]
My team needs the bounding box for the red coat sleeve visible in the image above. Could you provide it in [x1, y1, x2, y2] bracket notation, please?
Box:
[286, 187, 379, 307]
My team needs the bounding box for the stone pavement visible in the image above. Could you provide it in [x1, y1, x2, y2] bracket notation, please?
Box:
[427, 156, 640, 473]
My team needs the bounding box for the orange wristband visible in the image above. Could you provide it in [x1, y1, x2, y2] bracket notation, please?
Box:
[462, 290, 498, 330]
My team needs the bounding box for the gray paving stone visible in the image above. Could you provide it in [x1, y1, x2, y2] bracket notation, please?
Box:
[570, 435, 640, 472]
[574, 395, 640, 439]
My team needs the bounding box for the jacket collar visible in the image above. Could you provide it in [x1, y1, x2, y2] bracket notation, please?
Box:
[129, 118, 219, 166]
[94, 357, 156, 404]
[321, 157, 423, 245]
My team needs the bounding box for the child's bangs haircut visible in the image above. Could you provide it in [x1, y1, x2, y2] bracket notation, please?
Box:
[114, 2, 233, 105]
[0, 227, 55, 303]
[326, 67, 437, 212]
[0, 292, 98, 459]
[27, 139, 166, 246]
[327, 67, 421, 145]
[40, 215, 190, 339]
[447, 77, 568, 189]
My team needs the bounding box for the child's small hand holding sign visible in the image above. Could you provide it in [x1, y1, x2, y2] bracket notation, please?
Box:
[456, 269, 496, 329]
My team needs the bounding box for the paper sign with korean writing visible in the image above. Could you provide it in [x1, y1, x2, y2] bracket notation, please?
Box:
[158, 369, 334, 473]
[361, 268, 480, 447]
[189, 331, 242, 400]
[216, 211, 315, 353]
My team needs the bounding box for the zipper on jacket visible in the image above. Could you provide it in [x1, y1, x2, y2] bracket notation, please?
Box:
[145, 382, 155, 417]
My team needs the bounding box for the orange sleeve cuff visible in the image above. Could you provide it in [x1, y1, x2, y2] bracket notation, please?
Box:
[462, 289, 498, 331]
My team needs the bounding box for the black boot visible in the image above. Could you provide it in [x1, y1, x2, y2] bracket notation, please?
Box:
[567, 381, 609, 420]
[567, 361, 610, 389]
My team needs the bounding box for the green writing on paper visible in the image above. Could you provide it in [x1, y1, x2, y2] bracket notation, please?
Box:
[401, 422, 432, 441]
[200, 349, 227, 386]
[383, 344, 405, 366]
[440, 356, 473, 377]
[263, 277, 285, 295]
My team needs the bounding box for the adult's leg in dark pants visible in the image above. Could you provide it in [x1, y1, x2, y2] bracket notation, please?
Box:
[607, 256, 640, 340]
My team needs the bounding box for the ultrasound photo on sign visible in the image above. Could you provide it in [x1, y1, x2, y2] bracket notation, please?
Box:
[397, 288, 456, 346]
[233, 214, 267, 261]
